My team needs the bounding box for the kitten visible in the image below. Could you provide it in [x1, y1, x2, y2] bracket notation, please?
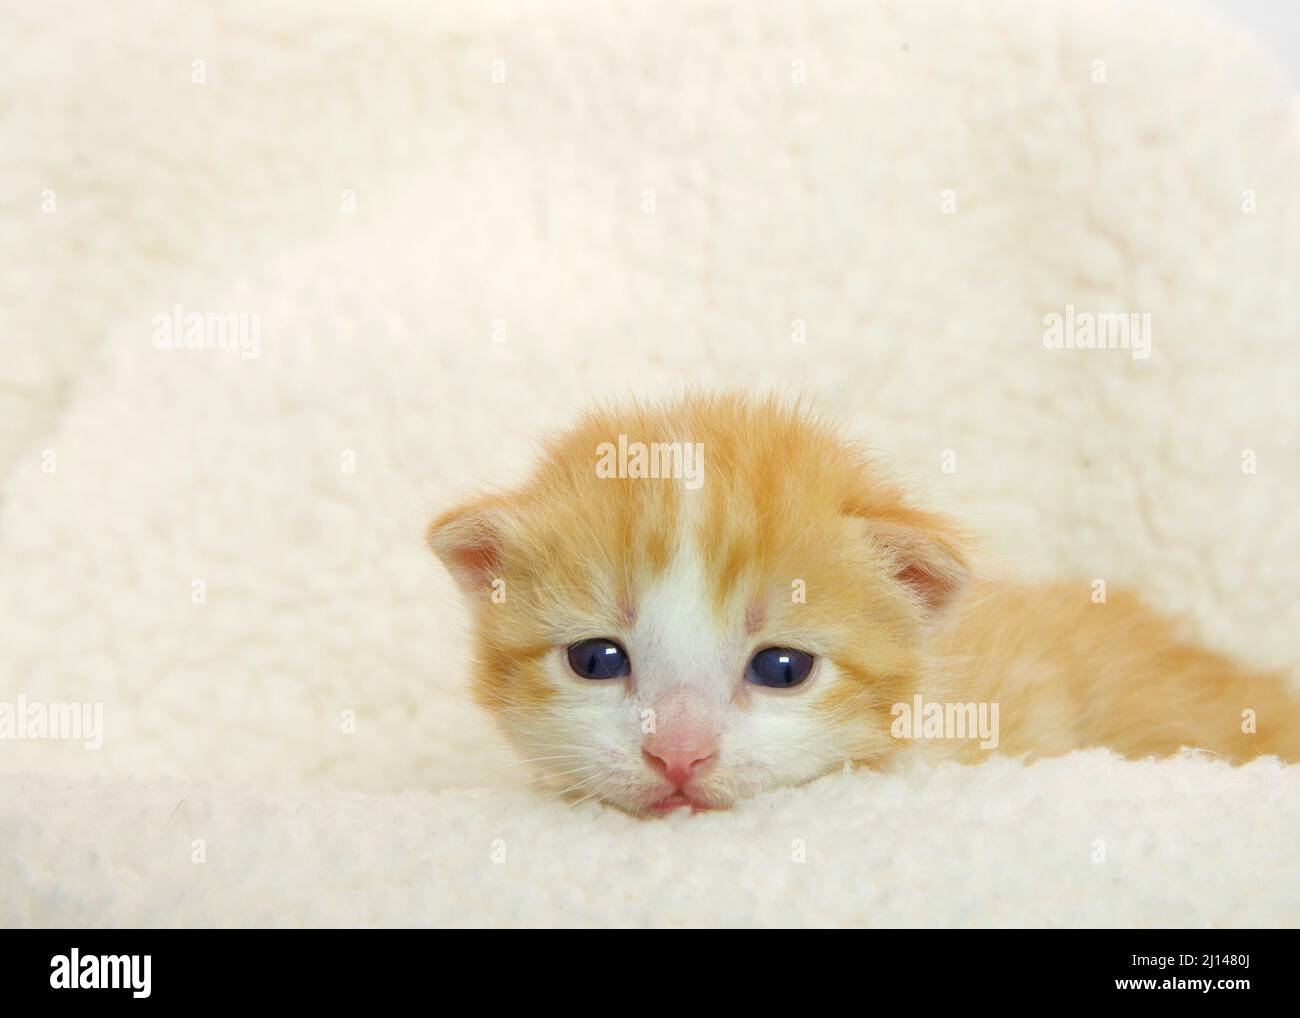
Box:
[429, 393, 1299, 815]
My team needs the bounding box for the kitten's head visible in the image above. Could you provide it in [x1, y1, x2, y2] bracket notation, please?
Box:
[429, 393, 968, 815]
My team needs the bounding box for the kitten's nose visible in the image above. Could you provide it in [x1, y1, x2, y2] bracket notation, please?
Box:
[642, 740, 718, 788]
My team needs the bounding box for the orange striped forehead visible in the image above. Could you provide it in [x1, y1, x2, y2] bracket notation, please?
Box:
[509, 394, 864, 615]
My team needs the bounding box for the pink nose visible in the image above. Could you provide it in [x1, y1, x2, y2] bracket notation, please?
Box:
[642, 742, 718, 788]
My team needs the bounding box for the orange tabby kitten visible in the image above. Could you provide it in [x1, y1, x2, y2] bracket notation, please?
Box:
[429, 393, 1299, 815]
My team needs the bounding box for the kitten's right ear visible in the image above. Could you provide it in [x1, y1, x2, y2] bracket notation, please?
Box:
[426, 497, 510, 596]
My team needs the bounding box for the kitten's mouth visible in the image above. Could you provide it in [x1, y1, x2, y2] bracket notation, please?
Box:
[649, 791, 712, 814]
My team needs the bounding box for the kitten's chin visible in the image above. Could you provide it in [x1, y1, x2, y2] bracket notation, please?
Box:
[620, 785, 739, 818]
[527, 760, 747, 817]
[647, 792, 713, 815]
[538, 777, 739, 817]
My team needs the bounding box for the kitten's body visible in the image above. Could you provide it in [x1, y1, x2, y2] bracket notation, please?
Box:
[430, 393, 1298, 814]
[932, 582, 1299, 764]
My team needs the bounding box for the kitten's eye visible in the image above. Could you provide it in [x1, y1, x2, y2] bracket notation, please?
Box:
[746, 647, 815, 688]
[566, 638, 631, 680]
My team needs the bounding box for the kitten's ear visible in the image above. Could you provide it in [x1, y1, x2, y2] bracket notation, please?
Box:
[846, 499, 970, 618]
[426, 497, 511, 596]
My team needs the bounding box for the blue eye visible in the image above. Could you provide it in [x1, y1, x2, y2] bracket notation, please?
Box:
[746, 647, 814, 688]
[567, 638, 631, 679]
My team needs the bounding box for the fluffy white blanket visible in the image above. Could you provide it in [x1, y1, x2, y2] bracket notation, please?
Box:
[2, 0, 1298, 926]
[6, 754, 1300, 927]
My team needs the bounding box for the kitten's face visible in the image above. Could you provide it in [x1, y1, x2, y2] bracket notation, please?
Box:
[430, 395, 966, 815]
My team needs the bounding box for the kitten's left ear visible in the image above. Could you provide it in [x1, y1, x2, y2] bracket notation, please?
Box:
[846, 499, 970, 619]
[426, 496, 512, 597]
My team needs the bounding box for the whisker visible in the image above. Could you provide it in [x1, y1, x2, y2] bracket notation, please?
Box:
[479, 753, 584, 776]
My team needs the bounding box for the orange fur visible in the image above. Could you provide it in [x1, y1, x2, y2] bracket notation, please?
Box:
[429, 393, 1299, 812]
[941, 583, 1300, 763]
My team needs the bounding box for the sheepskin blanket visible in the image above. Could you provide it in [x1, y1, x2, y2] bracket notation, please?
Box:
[7, 754, 1300, 927]
[2, 0, 1298, 927]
